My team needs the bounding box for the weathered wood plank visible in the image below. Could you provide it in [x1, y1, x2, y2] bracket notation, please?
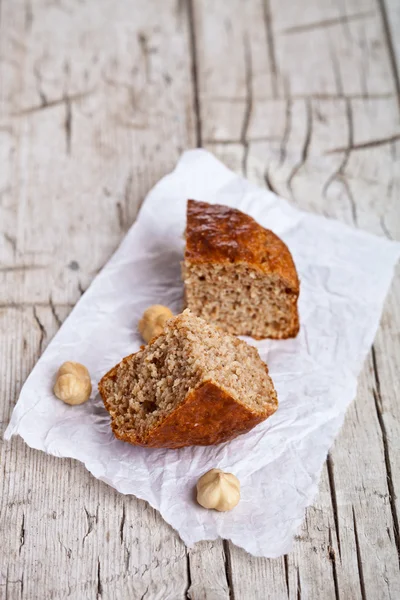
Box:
[373, 270, 400, 555]
[186, 541, 230, 600]
[0, 0, 195, 306]
[0, 1, 199, 599]
[192, 0, 400, 599]
[0, 306, 190, 599]
[1, 0, 400, 598]
[379, 0, 400, 112]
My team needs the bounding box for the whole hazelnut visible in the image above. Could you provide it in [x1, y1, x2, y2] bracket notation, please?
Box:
[196, 469, 240, 512]
[138, 305, 174, 343]
[54, 361, 92, 405]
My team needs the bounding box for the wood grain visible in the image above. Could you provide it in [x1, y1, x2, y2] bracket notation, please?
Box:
[192, 0, 400, 598]
[1, 0, 399, 598]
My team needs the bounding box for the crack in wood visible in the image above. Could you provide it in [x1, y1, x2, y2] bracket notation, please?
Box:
[352, 506, 367, 600]
[342, 177, 357, 226]
[372, 346, 400, 566]
[323, 99, 357, 225]
[223, 540, 235, 600]
[283, 555, 290, 598]
[49, 295, 62, 328]
[1, 567, 24, 599]
[119, 503, 125, 544]
[58, 533, 72, 559]
[3, 233, 16, 253]
[288, 98, 312, 198]
[33, 61, 48, 107]
[240, 34, 253, 177]
[282, 11, 374, 35]
[83, 505, 99, 545]
[25, 0, 33, 31]
[264, 168, 279, 195]
[124, 545, 131, 572]
[116, 202, 124, 231]
[296, 566, 302, 600]
[205, 92, 394, 101]
[327, 132, 400, 153]
[279, 96, 292, 166]
[378, 0, 400, 114]
[0, 264, 47, 273]
[380, 217, 393, 240]
[327, 453, 341, 558]
[138, 32, 152, 83]
[123, 172, 134, 230]
[4, 566, 9, 599]
[19, 513, 25, 554]
[262, 0, 278, 98]
[97, 558, 103, 598]
[10, 90, 93, 117]
[140, 585, 149, 600]
[64, 97, 72, 154]
[185, 550, 192, 599]
[296, 92, 395, 100]
[187, 0, 202, 147]
[78, 281, 85, 296]
[0, 301, 74, 309]
[203, 135, 279, 145]
[328, 527, 340, 600]
[32, 307, 46, 354]
[141, 562, 150, 577]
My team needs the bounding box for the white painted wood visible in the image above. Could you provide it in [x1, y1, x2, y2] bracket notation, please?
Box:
[0, 1, 196, 599]
[0, 0, 195, 307]
[380, 0, 400, 114]
[373, 271, 400, 535]
[1, 0, 400, 599]
[193, 1, 400, 599]
[186, 541, 230, 600]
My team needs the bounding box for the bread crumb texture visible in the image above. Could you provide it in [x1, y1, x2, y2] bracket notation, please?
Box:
[183, 199, 299, 339]
[99, 310, 278, 448]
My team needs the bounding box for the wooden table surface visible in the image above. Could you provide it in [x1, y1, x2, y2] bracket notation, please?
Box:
[1, 1, 399, 598]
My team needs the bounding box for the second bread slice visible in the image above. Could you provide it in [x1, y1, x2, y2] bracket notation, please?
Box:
[99, 309, 278, 448]
[183, 199, 300, 339]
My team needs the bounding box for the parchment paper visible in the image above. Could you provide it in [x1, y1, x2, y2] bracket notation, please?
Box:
[5, 149, 400, 557]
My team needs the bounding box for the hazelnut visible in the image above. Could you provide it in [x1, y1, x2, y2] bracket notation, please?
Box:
[196, 469, 240, 512]
[54, 361, 92, 405]
[138, 305, 174, 343]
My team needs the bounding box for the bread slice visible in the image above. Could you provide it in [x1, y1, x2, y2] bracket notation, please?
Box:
[182, 199, 300, 339]
[99, 310, 278, 448]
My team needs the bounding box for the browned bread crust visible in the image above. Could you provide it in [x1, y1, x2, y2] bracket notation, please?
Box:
[98, 309, 278, 449]
[99, 374, 276, 449]
[185, 199, 299, 292]
[184, 200, 300, 339]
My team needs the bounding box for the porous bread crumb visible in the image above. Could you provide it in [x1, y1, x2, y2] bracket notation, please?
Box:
[100, 310, 277, 444]
[183, 199, 299, 339]
[183, 263, 298, 339]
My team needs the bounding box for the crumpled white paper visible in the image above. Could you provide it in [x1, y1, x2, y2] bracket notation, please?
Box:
[5, 150, 400, 557]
